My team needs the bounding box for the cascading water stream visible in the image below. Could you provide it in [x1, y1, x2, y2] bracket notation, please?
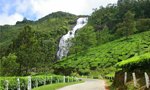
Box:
[57, 17, 88, 60]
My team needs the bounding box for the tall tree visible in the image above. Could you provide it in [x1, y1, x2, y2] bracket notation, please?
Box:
[116, 11, 137, 39]
[97, 25, 113, 45]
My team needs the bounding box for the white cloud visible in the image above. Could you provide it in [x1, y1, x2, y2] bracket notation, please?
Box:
[30, 0, 118, 19]
[85, 0, 118, 14]
[0, 13, 23, 25]
[0, 0, 118, 25]
[30, 0, 88, 18]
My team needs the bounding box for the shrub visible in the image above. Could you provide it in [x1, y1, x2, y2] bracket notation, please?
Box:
[116, 53, 150, 70]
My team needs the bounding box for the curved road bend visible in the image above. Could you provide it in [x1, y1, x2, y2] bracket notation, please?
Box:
[58, 79, 106, 90]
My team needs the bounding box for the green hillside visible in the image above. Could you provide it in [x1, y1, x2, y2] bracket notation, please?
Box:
[51, 0, 150, 77]
[0, 11, 77, 76]
[0, 11, 77, 49]
[0, 0, 150, 78]
[53, 31, 150, 76]
[0, 0, 150, 89]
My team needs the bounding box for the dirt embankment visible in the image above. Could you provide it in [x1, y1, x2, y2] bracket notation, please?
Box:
[113, 71, 150, 90]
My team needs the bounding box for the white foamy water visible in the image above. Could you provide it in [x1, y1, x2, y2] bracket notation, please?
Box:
[57, 17, 88, 60]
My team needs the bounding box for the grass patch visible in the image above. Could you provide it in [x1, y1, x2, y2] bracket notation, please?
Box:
[32, 81, 83, 90]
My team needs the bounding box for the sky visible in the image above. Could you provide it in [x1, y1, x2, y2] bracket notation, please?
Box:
[0, 0, 118, 25]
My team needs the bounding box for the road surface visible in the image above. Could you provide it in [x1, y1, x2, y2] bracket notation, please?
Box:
[58, 79, 106, 90]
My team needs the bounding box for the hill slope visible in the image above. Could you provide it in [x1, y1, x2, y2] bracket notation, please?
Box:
[0, 11, 77, 75]
[0, 11, 77, 50]
[53, 31, 150, 76]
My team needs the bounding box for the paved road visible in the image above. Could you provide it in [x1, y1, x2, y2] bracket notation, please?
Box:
[58, 79, 106, 90]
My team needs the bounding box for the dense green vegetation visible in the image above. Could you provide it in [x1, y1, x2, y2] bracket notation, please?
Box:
[0, 11, 77, 76]
[0, 0, 150, 83]
[116, 52, 150, 70]
[0, 11, 76, 49]
[51, 0, 150, 77]
[53, 31, 150, 76]
[70, 0, 150, 54]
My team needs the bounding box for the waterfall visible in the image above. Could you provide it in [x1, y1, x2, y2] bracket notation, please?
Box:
[57, 17, 88, 60]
